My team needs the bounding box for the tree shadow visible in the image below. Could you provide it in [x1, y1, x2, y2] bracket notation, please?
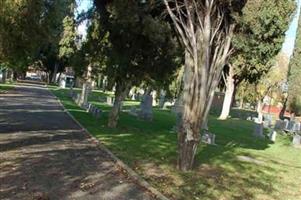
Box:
[1, 129, 154, 200]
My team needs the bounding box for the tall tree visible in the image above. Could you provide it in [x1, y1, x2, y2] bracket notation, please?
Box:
[94, 0, 180, 128]
[218, 0, 295, 120]
[0, 0, 76, 78]
[164, 0, 246, 171]
[288, 5, 301, 115]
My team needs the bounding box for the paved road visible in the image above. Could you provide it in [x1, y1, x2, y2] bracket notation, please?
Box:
[0, 84, 154, 200]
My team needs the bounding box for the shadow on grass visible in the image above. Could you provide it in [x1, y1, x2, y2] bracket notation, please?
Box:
[51, 87, 298, 200]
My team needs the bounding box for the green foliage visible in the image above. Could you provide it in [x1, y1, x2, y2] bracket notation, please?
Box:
[93, 0, 181, 88]
[59, 16, 77, 60]
[232, 0, 295, 83]
[0, 0, 47, 67]
[288, 6, 301, 114]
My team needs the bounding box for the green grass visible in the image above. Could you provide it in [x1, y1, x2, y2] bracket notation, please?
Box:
[0, 83, 14, 93]
[50, 86, 301, 200]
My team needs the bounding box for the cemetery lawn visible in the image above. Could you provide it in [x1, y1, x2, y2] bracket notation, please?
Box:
[50, 86, 301, 200]
[0, 83, 14, 93]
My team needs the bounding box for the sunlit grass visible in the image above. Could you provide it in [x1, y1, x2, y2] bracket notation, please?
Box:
[51, 86, 301, 200]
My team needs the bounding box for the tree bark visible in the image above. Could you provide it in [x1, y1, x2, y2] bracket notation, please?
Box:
[279, 95, 288, 120]
[219, 65, 235, 120]
[164, 0, 234, 171]
[51, 62, 59, 83]
[257, 99, 264, 123]
[79, 65, 93, 107]
[1, 69, 6, 83]
[239, 98, 244, 109]
[177, 51, 201, 171]
[79, 82, 90, 107]
[108, 80, 131, 128]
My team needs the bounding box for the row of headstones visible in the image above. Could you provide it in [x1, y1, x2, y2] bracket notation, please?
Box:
[85, 103, 102, 119]
[254, 124, 301, 147]
[71, 93, 102, 119]
[274, 119, 301, 133]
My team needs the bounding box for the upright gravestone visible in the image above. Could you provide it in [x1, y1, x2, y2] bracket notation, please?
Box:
[172, 98, 183, 132]
[286, 121, 295, 132]
[283, 119, 289, 130]
[107, 96, 114, 106]
[275, 120, 284, 130]
[269, 129, 277, 142]
[253, 118, 265, 138]
[201, 130, 216, 145]
[292, 134, 301, 147]
[139, 94, 153, 121]
[293, 122, 301, 133]
[159, 90, 166, 109]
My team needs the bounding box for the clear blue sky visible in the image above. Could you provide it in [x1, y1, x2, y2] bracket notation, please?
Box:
[282, 0, 301, 57]
[76, 0, 300, 58]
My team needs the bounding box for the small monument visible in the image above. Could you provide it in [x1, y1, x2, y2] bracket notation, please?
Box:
[201, 130, 216, 145]
[107, 96, 114, 106]
[253, 118, 265, 138]
[269, 130, 277, 142]
[139, 94, 153, 121]
[292, 134, 301, 147]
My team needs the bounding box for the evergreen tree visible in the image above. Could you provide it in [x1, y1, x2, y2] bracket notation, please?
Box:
[288, 6, 301, 115]
[218, 0, 295, 120]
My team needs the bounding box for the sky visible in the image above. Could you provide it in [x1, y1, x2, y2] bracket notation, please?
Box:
[76, 0, 300, 58]
[76, 0, 93, 38]
[281, 0, 301, 57]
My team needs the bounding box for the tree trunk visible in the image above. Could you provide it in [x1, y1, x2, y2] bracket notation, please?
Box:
[159, 90, 166, 108]
[279, 96, 288, 120]
[79, 82, 91, 107]
[108, 81, 131, 128]
[1, 69, 6, 83]
[219, 65, 235, 120]
[239, 98, 244, 109]
[51, 62, 59, 83]
[257, 99, 264, 123]
[177, 51, 201, 171]
[79, 65, 93, 107]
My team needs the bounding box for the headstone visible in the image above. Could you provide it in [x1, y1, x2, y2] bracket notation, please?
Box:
[139, 94, 153, 121]
[275, 120, 285, 130]
[87, 103, 92, 112]
[107, 96, 114, 106]
[286, 121, 295, 132]
[98, 96, 106, 102]
[94, 108, 102, 119]
[269, 130, 277, 142]
[293, 122, 301, 133]
[283, 119, 289, 130]
[263, 114, 272, 128]
[201, 130, 216, 145]
[253, 118, 265, 138]
[129, 107, 138, 117]
[69, 85, 74, 97]
[292, 134, 301, 147]
[90, 105, 96, 114]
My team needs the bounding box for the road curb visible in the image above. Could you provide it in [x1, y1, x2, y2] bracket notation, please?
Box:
[49, 88, 170, 200]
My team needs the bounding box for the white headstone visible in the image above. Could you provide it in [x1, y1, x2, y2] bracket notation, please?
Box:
[292, 135, 301, 147]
